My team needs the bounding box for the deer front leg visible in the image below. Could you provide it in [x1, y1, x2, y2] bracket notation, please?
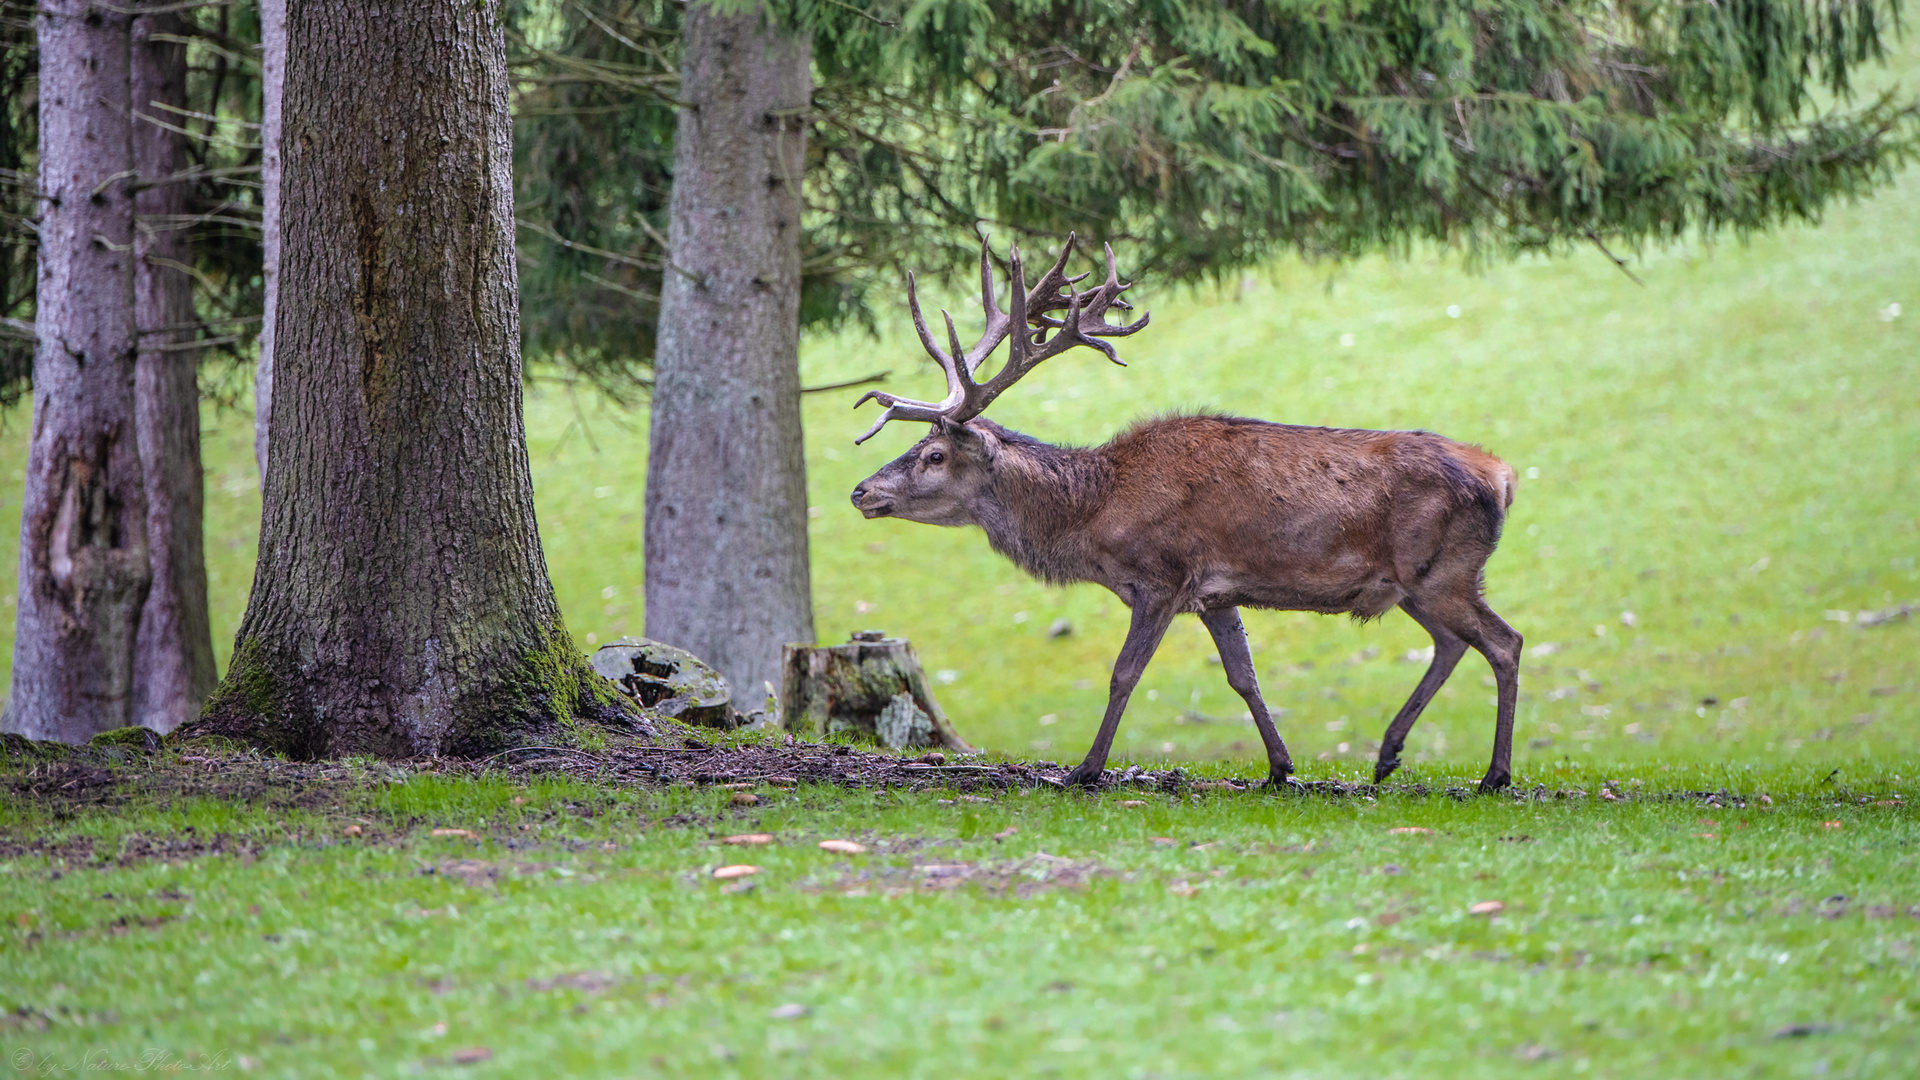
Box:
[1064, 598, 1176, 788]
[1198, 606, 1294, 786]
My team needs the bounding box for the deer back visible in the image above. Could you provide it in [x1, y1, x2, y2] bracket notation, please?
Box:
[979, 414, 1513, 617]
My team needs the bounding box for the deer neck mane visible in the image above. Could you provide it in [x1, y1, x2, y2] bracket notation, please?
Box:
[968, 422, 1110, 585]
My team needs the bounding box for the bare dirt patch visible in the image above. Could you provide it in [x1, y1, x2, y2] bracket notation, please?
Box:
[801, 850, 1123, 899]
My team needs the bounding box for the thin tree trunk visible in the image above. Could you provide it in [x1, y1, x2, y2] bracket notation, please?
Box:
[1, 1, 150, 742]
[646, 3, 815, 701]
[129, 10, 215, 732]
[187, 0, 625, 758]
[253, 0, 284, 477]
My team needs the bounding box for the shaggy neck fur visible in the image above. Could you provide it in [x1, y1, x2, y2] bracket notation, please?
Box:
[966, 422, 1111, 586]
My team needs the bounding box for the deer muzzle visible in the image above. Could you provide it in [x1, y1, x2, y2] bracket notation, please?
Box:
[849, 482, 893, 519]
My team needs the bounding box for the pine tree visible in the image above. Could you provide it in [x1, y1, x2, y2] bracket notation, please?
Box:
[644, 4, 817, 699]
[131, 7, 217, 731]
[0, 2, 36, 401]
[1, 1, 257, 739]
[188, 0, 630, 757]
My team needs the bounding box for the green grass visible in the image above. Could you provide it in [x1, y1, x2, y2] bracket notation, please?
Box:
[3, 763, 1917, 1077]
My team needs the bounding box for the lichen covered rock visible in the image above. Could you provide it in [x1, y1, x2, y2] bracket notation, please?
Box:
[591, 637, 737, 729]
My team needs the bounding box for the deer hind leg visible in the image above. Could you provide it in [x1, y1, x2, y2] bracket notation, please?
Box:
[1416, 594, 1523, 792]
[1199, 606, 1293, 785]
[1373, 599, 1469, 784]
[1462, 602, 1523, 792]
[1065, 597, 1177, 788]
[1406, 553, 1523, 792]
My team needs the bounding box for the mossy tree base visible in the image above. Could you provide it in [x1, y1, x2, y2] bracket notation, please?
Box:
[185, 630, 639, 760]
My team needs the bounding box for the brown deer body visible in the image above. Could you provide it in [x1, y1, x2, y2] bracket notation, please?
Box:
[849, 239, 1523, 791]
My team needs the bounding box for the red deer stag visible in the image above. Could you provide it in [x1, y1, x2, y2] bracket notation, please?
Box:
[849, 237, 1521, 791]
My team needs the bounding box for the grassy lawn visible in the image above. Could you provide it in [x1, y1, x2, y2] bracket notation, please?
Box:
[3, 753, 1917, 1077]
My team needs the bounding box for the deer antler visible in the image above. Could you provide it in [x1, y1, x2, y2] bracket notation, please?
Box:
[854, 233, 1148, 444]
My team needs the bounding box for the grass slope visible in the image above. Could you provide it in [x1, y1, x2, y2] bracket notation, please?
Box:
[3, 758, 1917, 1078]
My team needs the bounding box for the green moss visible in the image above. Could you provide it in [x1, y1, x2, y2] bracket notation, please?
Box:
[0, 731, 79, 766]
[86, 727, 161, 753]
[186, 636, 316, 758]
[444, 622, 637, 758]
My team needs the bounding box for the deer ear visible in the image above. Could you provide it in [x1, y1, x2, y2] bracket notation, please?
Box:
[967, 422, 1003, 461]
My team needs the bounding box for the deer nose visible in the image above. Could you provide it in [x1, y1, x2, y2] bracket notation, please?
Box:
[851, 483, 892, 518]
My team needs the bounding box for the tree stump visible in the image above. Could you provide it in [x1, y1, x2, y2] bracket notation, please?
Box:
[780, 632, 971, 751]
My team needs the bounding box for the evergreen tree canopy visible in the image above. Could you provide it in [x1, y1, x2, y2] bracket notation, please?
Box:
[510, 0, 1915, 388]
[875, 0, 1915, 277]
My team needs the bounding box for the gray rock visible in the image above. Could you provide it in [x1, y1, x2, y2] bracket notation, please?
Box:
[591, 637, 736, 728]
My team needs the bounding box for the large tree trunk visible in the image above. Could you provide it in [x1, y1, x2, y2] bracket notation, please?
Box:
[1, 1, 150, 742]
[188, 0, 624, 758]
[253, 0, 284, 477]
[646, 4, 815, 701]
[130, 11, 216, 732]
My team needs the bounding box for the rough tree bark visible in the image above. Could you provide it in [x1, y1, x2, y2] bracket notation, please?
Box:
[188, 0, 624, 757]
[130, 10, 216, 731]
[781, 633, 971, 750]
[253, 0, 283, 477]
[1, 1, 150, 742]
[646, 3, 816, 701]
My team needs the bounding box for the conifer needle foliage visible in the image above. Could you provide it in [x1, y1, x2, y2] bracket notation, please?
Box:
[510, 0, 1917, 388]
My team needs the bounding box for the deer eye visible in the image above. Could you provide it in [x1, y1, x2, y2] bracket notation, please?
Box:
[925, 451, 946, 466]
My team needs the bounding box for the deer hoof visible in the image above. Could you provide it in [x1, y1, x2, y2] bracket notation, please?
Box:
[1261, 772, 1303, 793]
[1373, 757, 1401, 784]
[1476, 771, 1512, 794]
[1062, 765, 1105, 788]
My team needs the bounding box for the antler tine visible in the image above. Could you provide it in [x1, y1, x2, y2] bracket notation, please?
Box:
[1005, 242, 1029, 347]
[1077, 242, 1150, 348]
[854, 270, 976, 443]
[942, 309, 969, 376]
[1012, 242, 1149, 369]
[977, 235, 1004, 325]
[1019, 233, 1081, 323]
[853, 399, 945, 445]
[958, 241, 1008, 374]
[904, 270, 956, 372]
[853, 235, 1145, 442]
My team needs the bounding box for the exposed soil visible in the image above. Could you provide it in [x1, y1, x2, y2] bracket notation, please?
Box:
[0, 731, 1410, 865]
[2, 727, 1858, 858]
[797, 850, 1122, 899]
[1, 730, 1359, 814]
